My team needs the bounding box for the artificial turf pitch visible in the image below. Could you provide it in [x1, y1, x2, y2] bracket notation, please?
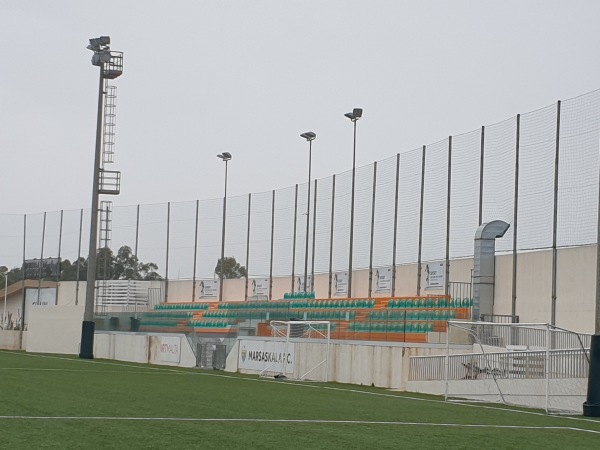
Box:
[0, 350, 599, 449]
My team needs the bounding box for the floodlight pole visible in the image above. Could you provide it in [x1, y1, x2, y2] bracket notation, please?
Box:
[79, 61, 105, 359]
[345, 109, 362, 298]
[218, 153, 231, 302]
[301, 132, 316, 294]
[80, 36, 122, 359]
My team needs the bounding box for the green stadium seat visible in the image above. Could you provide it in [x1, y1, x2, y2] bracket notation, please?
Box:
[405, 298, 413, 308]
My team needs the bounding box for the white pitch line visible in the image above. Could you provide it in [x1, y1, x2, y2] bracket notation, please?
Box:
[0, 368, 178, 375]
[0, 415, 597, 434]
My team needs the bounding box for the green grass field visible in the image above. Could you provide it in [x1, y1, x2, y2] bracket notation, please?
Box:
[0, 350, 599, 449]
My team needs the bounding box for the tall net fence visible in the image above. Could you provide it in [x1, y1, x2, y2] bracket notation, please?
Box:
[2, 88, 600, 299]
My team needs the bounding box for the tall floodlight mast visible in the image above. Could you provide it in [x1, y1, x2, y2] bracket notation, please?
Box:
[79, 36, 123, 359]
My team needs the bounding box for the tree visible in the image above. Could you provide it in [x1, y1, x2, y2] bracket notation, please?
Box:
[1, 245, 162, 284]
[0, 266, 24, 288]
[59, 257, 87, 281]
[214, 256, 247, 279]
[58, 245, 162, 281]
[112, 245, 161, 280]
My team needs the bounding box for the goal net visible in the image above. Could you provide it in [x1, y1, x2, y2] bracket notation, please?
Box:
[259, 320, 331, 382]
[442, 321, 591, 414]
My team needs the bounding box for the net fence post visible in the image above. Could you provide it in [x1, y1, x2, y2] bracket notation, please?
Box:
[551, 100, 561, 326]
[512, 114, 521, 317]
[445, 137, 452, 296]
[38, 211, 47, 306]
[479, 126, 485, 226]
[291, 184, 298, 294]
[368, 162, 377, 298]
[20, 214, 26, 330]
[75, 208, 83, 306]
[57, 210, 63, 283]
[245, 193, 251, 302]
[391, 153, 400, 297]
[165, 202, 170, 303]
[269, 190, 275, 301]
[311, 179, 317, 288]
[328, 175, 336, 299]
[546, 323, 551, 414]
[416, 145, 426, 296]
[192, 199, 199, 302]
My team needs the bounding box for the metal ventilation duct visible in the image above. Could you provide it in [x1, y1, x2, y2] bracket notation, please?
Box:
[473, 220, 510, 319]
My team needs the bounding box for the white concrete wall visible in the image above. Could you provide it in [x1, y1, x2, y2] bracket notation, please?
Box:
[94, 332, 196, 367]
[0, 330, 24, 350]
[26, 305, 85, 355]
[57, 281, 85, 306]
[555, 246, 596, 333]
[492, 247, 596, 333]
[228, 337, 471, 390]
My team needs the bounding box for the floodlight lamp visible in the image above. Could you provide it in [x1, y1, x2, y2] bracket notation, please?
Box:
[300, 132, 316, 141]
[345, 108, 363, 121]
[217, 152, 232, 161]
[87, 36, 111, 52]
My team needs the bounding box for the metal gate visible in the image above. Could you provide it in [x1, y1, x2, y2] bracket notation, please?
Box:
[197, 343, 227, 370]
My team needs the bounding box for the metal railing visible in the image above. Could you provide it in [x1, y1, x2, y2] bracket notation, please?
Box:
[409, 348, 590, 381]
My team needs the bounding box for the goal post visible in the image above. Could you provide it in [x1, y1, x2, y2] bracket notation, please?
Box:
[259, 320, 331, 382]
[443, 320, 591, 414]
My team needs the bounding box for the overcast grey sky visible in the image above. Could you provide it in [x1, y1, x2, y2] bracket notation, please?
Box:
[2, 1, 600, 214]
